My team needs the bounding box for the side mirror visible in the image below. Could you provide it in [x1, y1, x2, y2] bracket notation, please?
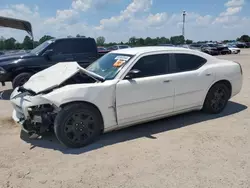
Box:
[43, 49, 54, 59]
[125, 69, 141, 79]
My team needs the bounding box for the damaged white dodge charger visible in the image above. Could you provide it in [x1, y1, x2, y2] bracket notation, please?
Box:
[10, 47, 243, 148]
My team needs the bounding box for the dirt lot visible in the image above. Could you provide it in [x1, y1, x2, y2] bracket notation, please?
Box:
[0, 50, 250, 188]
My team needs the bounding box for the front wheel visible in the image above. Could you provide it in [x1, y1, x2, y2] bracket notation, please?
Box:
[203, 83, 230, 114]
[54, 103, 103, 148]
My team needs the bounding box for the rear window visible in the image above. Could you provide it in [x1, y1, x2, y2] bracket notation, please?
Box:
[71, 39, 97, 53]
[53, 38, 97, 54]
[174, 53, 207, 72]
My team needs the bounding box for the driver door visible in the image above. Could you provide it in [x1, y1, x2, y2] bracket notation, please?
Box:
[115, 53, 175, 126]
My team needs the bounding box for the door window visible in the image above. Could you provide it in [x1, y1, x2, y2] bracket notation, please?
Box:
[173, 53, 206, 72]
[52, 40, 73, 54]
[130, 54, 169, 78]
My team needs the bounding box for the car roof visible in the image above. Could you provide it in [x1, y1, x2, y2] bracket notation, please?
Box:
[110, 46, 195, 55]
[55, 37, 95, 41]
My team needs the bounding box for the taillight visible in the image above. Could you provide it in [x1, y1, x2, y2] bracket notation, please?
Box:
[234, 61, 243, 75]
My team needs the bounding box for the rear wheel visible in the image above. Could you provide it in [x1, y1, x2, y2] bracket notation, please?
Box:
[54, 103, 103, 148]
[12, 72, 32, 88]
[203, 83, 230, 114]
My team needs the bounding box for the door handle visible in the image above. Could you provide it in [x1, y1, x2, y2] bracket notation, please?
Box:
[163, 80, 171, 83]
[206, 73, 211, 76]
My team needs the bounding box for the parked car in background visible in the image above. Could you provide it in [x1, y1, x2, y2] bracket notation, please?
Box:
[11, 46, 242, 148]
[201, 44, 219, 55]
[157, 44, 174, 47]
[107, 45, 131, 51]
[97, 46, 107, 51]
[0, 37, 109, 88]
[189, 43, 203, 51]
[216, 44, 231, 54]
[245, 42, 250, 48]
[180, 44, 190, 48]
[227, 45, 241, 54]
[97, 46, 110, 56]
[235, 42, 248, 48]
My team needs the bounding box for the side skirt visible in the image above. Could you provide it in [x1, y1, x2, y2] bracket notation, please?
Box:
[103, 105, 203, 133]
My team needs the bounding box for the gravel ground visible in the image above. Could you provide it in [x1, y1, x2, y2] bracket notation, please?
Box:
[0, 50, 249, 188]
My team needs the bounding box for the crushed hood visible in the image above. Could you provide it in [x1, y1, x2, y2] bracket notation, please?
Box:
[23, 62, 104, 94]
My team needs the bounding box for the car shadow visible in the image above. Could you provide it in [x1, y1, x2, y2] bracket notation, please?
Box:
[0, 89, 13, 100]
[20, 101, 247, 154]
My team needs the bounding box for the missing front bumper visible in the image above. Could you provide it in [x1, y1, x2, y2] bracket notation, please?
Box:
[12, 105, 57, 134]
[12, 110, 30, 133]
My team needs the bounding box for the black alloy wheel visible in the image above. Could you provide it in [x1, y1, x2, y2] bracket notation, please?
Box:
[203, 83, 230, 114]
[210, 87, 227, 112]
[12, 72, 31, 88]
[54, 103, 103, 148]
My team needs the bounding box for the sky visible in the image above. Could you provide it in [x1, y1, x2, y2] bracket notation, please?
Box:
[0, 0, 249, 42]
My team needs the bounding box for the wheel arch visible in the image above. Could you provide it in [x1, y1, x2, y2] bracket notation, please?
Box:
[59, 101, 104, 131]
[11, 69, 35, 81]
[211, 80, 232, 97]
[202, 79, 232, 106]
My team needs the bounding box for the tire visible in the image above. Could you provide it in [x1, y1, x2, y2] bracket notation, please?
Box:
[203, 83, 230, 114]
[54, 103, 103, 148]
[12, 72, 32, 88]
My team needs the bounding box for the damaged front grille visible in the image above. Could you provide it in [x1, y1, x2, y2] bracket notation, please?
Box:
[26, 104, 57, 133]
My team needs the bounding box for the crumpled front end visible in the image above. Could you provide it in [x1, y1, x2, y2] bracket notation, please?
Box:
[10, 88, 59, 134]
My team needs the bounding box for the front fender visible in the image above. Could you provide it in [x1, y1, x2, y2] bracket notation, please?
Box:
[42, 82, 118, 128]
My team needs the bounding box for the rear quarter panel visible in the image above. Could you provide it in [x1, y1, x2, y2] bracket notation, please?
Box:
[208, 60, 242, 98]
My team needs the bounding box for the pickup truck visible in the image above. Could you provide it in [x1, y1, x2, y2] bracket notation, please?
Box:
[0, 37, 107, 88]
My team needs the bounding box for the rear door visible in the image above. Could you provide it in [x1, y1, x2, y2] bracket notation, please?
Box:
[170, 53, 215, 111]
[116, 53, 175, 125]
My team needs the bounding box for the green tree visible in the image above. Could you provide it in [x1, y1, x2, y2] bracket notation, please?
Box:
[151, 38, 158, 45]
[170, 35, 185, 45]
[0, 37, 5, 50]
[22, 36, 33, 50]
[96, 36, 105, 46]
[136, 38, 145, 46]
[129, 37, 137, 46]
[145, 37, 153, 45]
[33, 41, 40, 48]
[185, 39, 193, 44]
[238, 35, 250, 42]
[4, 37, 16, 50]
[15, 42, 22, 49]
[39, 35, 54, 44]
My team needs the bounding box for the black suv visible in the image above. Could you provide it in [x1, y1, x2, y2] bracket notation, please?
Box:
[0, 37, 104, 88]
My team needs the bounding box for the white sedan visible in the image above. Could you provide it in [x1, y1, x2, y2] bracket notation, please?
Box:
[228, 45, 241, 54]
[10, 47, 243, 148]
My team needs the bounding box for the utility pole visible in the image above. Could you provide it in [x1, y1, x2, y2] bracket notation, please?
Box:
[182, 10, 186, 44]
